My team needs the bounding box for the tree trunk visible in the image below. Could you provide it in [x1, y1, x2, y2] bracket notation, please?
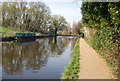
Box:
[54, 28, 58, 36]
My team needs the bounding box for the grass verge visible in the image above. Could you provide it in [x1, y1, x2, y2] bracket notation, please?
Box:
[0, 26, 21, 37]
[83, 38, 93, 47]
[62, 39, 80, 80]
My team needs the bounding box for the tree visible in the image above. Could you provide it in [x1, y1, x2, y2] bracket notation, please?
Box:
[1, 2, 68, 35]
[50, 15, 67, 35]
[1, 2, 51, 33]
[72, 21, 81, 35]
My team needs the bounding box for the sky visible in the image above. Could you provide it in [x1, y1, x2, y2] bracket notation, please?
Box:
[40, 0, 82, 24]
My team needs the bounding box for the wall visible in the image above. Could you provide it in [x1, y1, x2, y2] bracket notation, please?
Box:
[82, 27, 97, 43]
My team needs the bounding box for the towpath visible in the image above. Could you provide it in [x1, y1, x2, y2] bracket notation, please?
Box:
[78, 38, 116, 79]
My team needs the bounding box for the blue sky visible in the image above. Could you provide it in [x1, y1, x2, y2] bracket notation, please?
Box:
[40, 0, 82, 24]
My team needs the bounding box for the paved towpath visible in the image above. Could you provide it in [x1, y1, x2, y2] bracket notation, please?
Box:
[78, 38, 116, 79]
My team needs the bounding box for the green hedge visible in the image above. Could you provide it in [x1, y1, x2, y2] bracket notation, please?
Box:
[81, 2, 120, 78]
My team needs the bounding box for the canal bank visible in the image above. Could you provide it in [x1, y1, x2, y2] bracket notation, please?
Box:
[62, 39, 80, 79]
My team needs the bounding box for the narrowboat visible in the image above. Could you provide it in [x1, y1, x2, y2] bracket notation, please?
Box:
[14, 33, 36, 40]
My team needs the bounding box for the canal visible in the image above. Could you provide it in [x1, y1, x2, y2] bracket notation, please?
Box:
[2, 36, 78, 79]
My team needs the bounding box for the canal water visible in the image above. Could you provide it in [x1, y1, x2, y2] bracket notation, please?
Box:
[2, 36, 78, 79]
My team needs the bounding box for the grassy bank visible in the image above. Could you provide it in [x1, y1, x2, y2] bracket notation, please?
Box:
[0, 26, 21, 37]
[83, 38, 93, 47]
[62, 39, 80, 80]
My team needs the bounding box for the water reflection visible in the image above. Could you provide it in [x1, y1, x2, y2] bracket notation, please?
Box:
[2, 37, 77, 79]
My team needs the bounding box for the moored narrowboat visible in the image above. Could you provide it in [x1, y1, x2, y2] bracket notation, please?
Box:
[14, 33, 36, 40]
